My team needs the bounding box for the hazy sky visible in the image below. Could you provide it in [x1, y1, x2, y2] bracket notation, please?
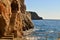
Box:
[25, 0, 60, 19]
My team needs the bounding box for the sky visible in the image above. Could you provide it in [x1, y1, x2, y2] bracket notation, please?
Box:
[25, 0, 60, 19]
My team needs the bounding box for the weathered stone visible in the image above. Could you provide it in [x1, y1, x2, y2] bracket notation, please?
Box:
[22, 14, 34, 31]
[0, 1, 11, 37]
[0, 0, 34, 39]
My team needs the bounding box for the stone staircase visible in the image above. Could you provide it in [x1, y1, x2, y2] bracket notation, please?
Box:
[0, 33, 14, 40]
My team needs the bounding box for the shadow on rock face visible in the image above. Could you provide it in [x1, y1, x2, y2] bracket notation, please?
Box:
[22, 17, 34, 31]
[0, 16, 6, 37]
[11, 0, 19, 13]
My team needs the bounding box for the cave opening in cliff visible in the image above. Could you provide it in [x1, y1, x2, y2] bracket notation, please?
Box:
[11, 0, 19, 13]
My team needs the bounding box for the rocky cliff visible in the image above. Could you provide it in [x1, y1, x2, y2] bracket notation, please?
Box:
[27, 11, 43, 20]
[0, 0, 34, 39]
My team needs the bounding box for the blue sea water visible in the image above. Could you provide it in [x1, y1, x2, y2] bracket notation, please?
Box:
[30, 19, 60, 40]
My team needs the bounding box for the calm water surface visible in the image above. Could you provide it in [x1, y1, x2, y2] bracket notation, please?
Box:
[28, 19, 60, 40]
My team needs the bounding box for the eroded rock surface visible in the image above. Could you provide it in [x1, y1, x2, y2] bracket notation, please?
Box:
[0, 0, 34, 39]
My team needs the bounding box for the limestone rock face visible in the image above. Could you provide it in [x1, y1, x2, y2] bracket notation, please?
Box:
[0, 0, 34, 38]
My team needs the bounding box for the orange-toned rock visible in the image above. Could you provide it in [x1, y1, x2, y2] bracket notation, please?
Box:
[0, 0, 34, 39]
[0, 1, 6, 37]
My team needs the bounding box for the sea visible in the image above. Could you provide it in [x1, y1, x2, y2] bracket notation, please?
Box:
[26, 19, 60, 40]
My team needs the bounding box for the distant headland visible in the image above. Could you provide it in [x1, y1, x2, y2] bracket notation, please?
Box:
[27, 11, 43, 20]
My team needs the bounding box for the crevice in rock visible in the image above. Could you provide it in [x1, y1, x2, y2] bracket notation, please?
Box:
[10, 0, 19, 25]
[11, 0, 19, 13]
